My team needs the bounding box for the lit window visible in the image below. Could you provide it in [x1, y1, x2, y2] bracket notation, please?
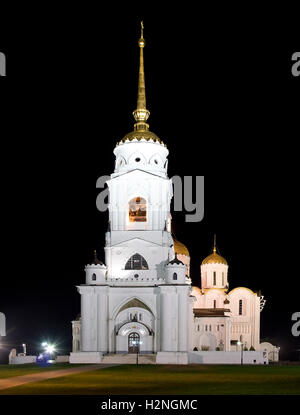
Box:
[125, 254, 148, 270]
[239, 299, 243, 315]
[213, 271, 216, 285]
[129, 197, 147, 222]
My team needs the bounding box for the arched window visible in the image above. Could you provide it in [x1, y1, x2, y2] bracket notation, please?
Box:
[173, 272, 177, 280]
[129, 197, 147, 222]
[125, 253, 148, 270]
[213, 271, 216, 285]
[239, 299, 243, 315]
[213, 299, 216, 308]
[92, 273, 96, 281]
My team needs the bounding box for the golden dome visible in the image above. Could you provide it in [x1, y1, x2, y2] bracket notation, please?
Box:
[173, 237, 190, 257]
[118, 130, 166, 146]
[202, 247, 227, 265]
[202, 235, 227, 265]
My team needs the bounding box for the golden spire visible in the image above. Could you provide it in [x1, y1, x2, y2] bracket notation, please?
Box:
[132, 21, 150, 131]
[201, 234, 228, 265]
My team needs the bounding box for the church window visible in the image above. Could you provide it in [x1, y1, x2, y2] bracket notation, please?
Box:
[129, 197, 147, 222]
[135, 157, 141, 162]
[213, 271, 216, 285]
[209, 325, 212, 331]
[134, 274, 139, 279]
[239, 300, 243, 315]
[217, 325, 220, 331]
[139, 313, 142, 321]
[205, 325, 208, 331]
[197, 325, 200, 331]
[173, 272, 177, 280]
[154, 159, 158, 164]
[125, 253, 148, 270]
[92, 273, 96, 281]
[213, 300, 216, 308]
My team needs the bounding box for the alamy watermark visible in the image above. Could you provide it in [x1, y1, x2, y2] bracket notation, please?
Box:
[0, 52, 6, 76]
[291, 312, 300, 337]
[291, 52, 300, 77]
[96, 175, 204, 223]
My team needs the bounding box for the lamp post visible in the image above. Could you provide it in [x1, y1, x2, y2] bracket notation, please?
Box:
[133, 340, 143, 365]
[237, 341, 244, 365]
[22, 343, 26, 356]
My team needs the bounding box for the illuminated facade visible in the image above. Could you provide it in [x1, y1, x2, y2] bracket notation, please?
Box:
[70, 24, 278, 364]
[70, 23, 192, 364]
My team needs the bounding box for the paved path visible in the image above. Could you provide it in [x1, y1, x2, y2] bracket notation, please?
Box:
[0, 364, 116, 391]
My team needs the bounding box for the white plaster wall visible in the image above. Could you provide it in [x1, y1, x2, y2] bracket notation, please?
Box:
[113, 141, 169, 178]
[201, 263, 229, 290]
[259, 342, 280, 362]
[188, 351, 268, 364]
[0, 312, 5, 336]
[177, 253, 190, 277]
[228, 287, 261, 350]
[107, 170, 172, 232]
[105, 236, 171, 281]
[69, 352, 102, 364]
[56, 355, 70, 363]
[156, 351, 188, 364]
[11, 356, 36, 364]
[193, 316, 230, 351]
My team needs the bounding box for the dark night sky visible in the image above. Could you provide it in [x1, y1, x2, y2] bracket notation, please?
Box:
[0, 7, 299, 363]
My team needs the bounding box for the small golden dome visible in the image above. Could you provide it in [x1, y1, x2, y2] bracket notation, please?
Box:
[202, 247, 227, 265]
[202, 235, 227, 265]
[174, 237, 190, 257]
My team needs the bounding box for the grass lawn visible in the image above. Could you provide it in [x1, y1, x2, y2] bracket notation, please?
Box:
[1, 364, 300, 395]
[0, 363, 81, 380]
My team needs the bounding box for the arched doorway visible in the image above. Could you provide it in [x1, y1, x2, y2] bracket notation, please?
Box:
[128, 332, 140, 353]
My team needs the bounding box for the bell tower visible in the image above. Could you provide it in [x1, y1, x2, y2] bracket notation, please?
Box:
[70, 23, 193, 364]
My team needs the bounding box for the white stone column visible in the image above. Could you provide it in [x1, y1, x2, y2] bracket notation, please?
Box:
[97, 287, 108, 353]
[225, 318, 231, 351]
[160, 287, 172, 351]
[187, 295, 195, 351]
[79, 287, 93, 351]
[178, 287, 188, 352]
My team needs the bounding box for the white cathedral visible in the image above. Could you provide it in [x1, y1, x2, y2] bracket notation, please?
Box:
[70, 25, 279, 364]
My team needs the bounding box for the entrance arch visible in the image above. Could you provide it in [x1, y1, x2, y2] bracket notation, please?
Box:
[128, 332, 140, 353]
